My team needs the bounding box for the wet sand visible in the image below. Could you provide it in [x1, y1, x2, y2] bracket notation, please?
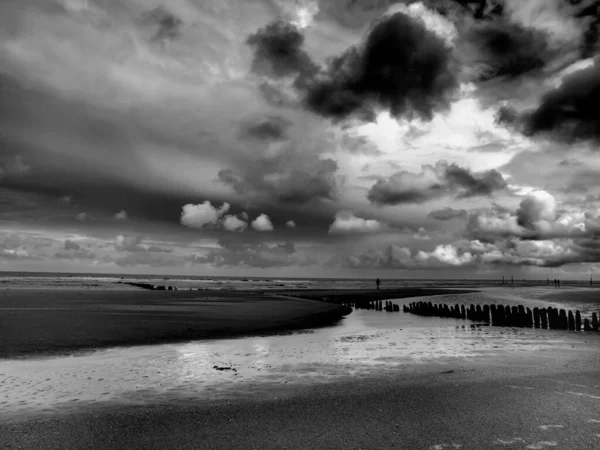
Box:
[2, 284, 600, 449]
[0, 287, 472, 358]
[2, 346, 600, 449]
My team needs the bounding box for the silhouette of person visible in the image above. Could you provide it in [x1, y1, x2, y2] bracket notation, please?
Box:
[376, 278, 381, 291]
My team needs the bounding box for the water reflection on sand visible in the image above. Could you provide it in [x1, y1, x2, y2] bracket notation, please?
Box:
[3, 289, 598, 418]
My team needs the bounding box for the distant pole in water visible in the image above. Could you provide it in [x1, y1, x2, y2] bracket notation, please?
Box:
[511, 276, 513, 286]
[376, 277, 380, 291]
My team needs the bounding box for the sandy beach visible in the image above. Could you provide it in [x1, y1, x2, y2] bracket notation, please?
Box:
[1, 282, 600, 449]
[2, 344, 600, 449]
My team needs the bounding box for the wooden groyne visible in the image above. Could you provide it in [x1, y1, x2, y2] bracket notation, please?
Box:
[403, 301, 600, 332]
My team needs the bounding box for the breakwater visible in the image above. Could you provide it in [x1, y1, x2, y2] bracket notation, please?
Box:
[403, 301, 600, 332]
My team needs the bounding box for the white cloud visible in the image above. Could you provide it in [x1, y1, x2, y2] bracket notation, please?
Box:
[114, 210, 128, 220]
[418, 244, 474, 266]
[328, 211, 386, 234]
[286, 220, 296, 229]
[223, 215, 248, 232]
[76, 212, 87, 221]
[181, 201, 230, 229]
[59, 195, 72, 204]
[251, 214, 274, 231]
[115, 235, 143, 251]
[516, 190, 556, 228]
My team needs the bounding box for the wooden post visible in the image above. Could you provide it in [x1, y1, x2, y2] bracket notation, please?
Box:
[469, 305, 476, 321]
[518, 305, 526, 327]
[497, 305, 506, 326]
[511, 306, 519, 326]
[505, 305, 512, 326]
[533, 307, 540, 328]
[584, 318, 592, 331]
[491, 304, 497, 325]
[460, 304, 466, 319]
[525, 307, 532, 327]
[483, 305, 490, 323]
[592, 312, 599, 331]
[476, 305, 483, 322]
[540, 308, 548, 329]
[575, 311, 582, 331]
[560, 309, 568, 330]
[547, 308, 556, 329]
[568, 311, 575, 330]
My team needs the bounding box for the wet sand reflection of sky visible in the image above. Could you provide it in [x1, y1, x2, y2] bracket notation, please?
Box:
[2, 296, 599, 418]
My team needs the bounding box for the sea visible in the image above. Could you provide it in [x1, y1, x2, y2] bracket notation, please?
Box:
[0, 271, 596, 291]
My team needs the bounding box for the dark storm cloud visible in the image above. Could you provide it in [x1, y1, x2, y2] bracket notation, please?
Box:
[246, 20, 319, 79]
[367, 162, 507, 206]
[444, 163, 507, 197]
[498, 61, 600, 142]
[574, 0, 600, 58]
[247, 12, 458, 123]
[465, 21, 550, 82]
[141, 6, 183, 42]
[239, 115, 293, 141]
[304, 12, 458, 122]
[218, 158, 339, 205]
[428, 207, 468, 220]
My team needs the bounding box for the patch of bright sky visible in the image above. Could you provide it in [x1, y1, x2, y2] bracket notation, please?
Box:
[353, 84, 525, 176]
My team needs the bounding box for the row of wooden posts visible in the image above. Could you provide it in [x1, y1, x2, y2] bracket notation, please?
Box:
[343, 300, 400, 312]
[403, 301, 600, 332]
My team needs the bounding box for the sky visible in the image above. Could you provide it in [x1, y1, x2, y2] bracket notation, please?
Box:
[1, 0, 600, 279]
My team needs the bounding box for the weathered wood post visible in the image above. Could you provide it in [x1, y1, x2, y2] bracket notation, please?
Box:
[560, 309, 568, 330]
[517, 305, 526, 327]
[593, 312, 599, 331]
[483, 305, 490, 323]
[540, 308, 548, 329]
[568, 310, 575, 330]
[547, 308, 556, 329]
[468, 305, 475, 321]
[526, 307, 533, 327]
[491, 304, 497, 325]
[511, 306, 519, 326]
[575, 311, 582, 331]
[497, 305, 506, 326]
[584, 318, 592, 331]
[460, 305, 466, 319]
[393, 303, 400, 312]
[533, 307, 540, 328]
[444, 304, 451, 318]
[505, 305, 513, 326]
[476, 305, 483, 322]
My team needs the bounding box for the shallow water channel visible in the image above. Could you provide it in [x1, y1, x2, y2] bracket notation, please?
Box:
[3, 289, 596, 418]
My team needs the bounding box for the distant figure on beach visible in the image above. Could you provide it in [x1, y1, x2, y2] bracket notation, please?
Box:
[376, 278, 381, 290]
